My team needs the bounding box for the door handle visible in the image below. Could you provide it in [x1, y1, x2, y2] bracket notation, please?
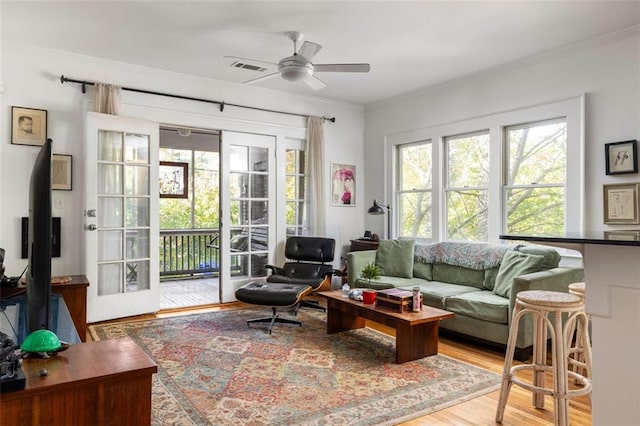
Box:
[85, 224, 98, 231]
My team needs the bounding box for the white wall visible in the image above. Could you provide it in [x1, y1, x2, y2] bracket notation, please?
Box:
[0, 42, 365, 276]
[364, 28, 640, 237]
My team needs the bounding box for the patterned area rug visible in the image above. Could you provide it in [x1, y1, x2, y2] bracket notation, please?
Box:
[90, 308, 500, 425]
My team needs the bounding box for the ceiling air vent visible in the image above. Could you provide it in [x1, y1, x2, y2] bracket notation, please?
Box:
[230, 61, 267, 72]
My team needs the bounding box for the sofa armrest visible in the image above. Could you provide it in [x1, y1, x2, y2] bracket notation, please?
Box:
[509, 266, 585, 317]
[346, 250, 377, 286]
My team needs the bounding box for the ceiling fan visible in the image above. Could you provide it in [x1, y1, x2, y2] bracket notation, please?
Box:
[225, 31, 371, 90]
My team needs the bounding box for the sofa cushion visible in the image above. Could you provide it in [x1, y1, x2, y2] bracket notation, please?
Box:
[432, 263, 485, 289]
[413, 262, 432, 280]
[515, 245, 561, 270]
[493, 251, 545, 298]
[375, 239, 415, 278]
[445, 291, 510, 324]
[483, 267, 500, 290]
[399, 282, 481, 309]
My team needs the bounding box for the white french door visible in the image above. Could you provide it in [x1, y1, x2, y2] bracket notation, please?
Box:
[85, 112, 160, 322]
[220, 131, 275, 303]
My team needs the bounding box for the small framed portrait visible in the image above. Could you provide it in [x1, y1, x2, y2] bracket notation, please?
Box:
[52, 154, 73, 191]
[159, 161, 188, 199]
[331, 163, 356, 206]
[603, 183, 640, 224]
[605, 140, 638, 175]
[11, 106, 48, 146]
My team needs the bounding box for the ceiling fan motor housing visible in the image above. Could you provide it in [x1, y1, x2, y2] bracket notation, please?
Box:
[279, 56, 313, 81]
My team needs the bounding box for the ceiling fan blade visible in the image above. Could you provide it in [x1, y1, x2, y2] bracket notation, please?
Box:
[304, 75, 327, 91]
[243, 72, 280, 85]
[314, 63, 371, 73]
[223, 56, 278, 67]
[298, 41, 322, 61]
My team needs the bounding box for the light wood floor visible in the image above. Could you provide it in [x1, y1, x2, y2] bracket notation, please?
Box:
[90, 300, 592, 426]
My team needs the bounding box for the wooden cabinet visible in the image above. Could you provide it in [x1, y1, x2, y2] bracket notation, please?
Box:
[0, 338, 157, 426]
[1, 275, 89, 341]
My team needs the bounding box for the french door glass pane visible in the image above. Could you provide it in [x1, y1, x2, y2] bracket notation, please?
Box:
[98, 263, 122, 296]
[126, 260, 149, 292]
[251, 254, 268, 277]
[230, 146, 248, 171]
[251, 227, 268, 251]
[98, 197, 123, 228]
[98, 164, 123, 194]
[229, 172, 248, 198]
[251, 174, 268, 198]
[124, 133, 149, 163]
[98, 130, 123, 162]
[125, 198, 150, 227]
[251, 147, 268, 171]
[126, 229, 150, 258]
[98, 230, 122, 262]
[125, 165, 149, 195]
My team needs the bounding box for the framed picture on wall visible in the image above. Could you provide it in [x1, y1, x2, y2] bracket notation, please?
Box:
[11, 106, 48, 146]
[159, 161, 188, 199]
[331, 163, 356, 206]
[603, 183, 640, 224]
[605, 140, 638, 175]
[52, 154, 72, 190]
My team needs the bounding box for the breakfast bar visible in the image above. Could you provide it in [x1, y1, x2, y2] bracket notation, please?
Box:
[500, 232, 640, 425]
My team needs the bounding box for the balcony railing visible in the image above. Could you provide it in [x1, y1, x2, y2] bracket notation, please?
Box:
[160, 229, 220, 278]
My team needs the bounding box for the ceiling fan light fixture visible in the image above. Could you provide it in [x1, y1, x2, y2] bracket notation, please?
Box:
[279, 63, 313, 81]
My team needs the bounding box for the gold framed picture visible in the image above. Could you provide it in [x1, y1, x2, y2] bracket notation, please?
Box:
[52, 154, 72, 191]
[11, 106, 48, 146]
[603, 183, 640, 224]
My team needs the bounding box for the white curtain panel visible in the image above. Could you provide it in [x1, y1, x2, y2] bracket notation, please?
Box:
[95, 83, 121, 115]
[305, 116, 326, 236]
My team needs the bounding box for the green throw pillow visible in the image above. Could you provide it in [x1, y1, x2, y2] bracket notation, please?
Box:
[375, 239, 415, 278]
[515, 245, 560, 270]
[493, 251, 544, 298]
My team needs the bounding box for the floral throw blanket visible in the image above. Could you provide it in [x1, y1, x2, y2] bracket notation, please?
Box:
[414, 242, 513, 270]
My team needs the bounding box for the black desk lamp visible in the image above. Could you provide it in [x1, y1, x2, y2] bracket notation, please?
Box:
[368, 199, 391, 239]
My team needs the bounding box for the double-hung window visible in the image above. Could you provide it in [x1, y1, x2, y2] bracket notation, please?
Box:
[397, 141, 432, 239]
[504, 118, 567, 235]
[389, 96, 582, 243]
[444, 131, 490, 241]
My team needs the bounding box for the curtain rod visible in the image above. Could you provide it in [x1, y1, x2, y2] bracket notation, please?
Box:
[59, 75, 336, 123]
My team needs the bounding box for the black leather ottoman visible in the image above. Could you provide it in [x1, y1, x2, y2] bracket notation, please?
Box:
[235, 281, 312, 334]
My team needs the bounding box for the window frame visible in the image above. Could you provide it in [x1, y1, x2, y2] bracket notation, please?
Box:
[385, 95, 584, 244]
[396, 140, 433, 240]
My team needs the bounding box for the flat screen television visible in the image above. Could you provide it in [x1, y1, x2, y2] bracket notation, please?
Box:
[26, 138, 52, 334]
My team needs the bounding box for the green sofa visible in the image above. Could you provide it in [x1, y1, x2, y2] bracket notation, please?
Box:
[346, 240, 584, 360]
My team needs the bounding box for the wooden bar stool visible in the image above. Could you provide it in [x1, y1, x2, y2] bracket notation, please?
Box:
[495, 290, 592, 426]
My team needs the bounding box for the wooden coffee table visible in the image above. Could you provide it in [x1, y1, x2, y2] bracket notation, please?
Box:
[318, 290, 454, 364]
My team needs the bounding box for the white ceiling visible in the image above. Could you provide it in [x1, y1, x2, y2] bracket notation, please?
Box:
[2, 1, 640, 105]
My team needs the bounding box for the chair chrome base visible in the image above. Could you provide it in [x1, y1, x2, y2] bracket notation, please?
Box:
[247, 307, 302, 334]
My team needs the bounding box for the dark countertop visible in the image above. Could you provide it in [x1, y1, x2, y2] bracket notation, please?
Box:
[500, 231, 640, 247]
